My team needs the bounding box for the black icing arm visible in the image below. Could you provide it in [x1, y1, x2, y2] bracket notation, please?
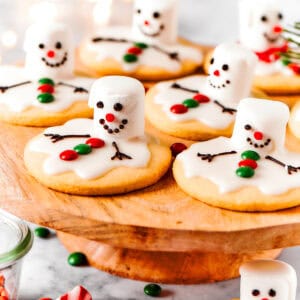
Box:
[57, 82, 88, 93]
[213, 100, 237, 115]
[92, 37, 129, 43]
[111, 141, 132, 161]
[44, 133, 91, 143]
[197, 151, 237, 162]
[151, 45, 179, 61]
[0, 81, 31, 93]
[265, 155, 300, 175]
[171, 82, 199, 94]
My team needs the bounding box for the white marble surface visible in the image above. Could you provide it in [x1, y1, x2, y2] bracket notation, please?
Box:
[1, 0, 300, 299]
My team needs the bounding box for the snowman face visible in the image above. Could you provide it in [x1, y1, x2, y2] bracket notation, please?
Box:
[89, 76, 145, 141]
[241, 277, 288, 300]
[24, 23, 74, 80]
[205, 43, 257, 104]
[132, 0, 178, 45]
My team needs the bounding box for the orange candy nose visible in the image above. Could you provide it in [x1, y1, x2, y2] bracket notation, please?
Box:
[273, 25, 282, 33]
[47, 50, 55, 58]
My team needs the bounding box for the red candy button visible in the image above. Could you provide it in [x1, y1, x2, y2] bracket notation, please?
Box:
[170, 104, 188, 114]
[193, 94, 210, 103]
[238, 159, 258, 170]
[170, 143, 187, 157]
[85, 138, 105, 149]
[38, 84, 54, 94]
[60, 150, 79, 161]
[127, 47, 143, 55]
[289, 63, 300, 75]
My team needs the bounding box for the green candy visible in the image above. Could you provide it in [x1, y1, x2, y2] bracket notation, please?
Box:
[182, 99, 199, 108]
[241, 150, 260, 161]
[73, 144, 92, 155]
[38, 78, 55, 86]
[236, 166, 255, 178]
[34, 227, 51, 238]
[144, 284, 162, 297]
[123, 54, 138, 63]
[68, 252, 87, 266]
[37, 93, 55, 103]
[134, 42, 148, 49]
[282, 58, 291, 66]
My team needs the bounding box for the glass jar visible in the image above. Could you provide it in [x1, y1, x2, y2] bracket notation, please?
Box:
[0, 211, 33, 300]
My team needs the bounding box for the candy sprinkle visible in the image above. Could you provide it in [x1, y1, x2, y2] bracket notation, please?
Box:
[68, 252, 87, 266]
[34, 227, 51, 238]
[144, 284, 162, 297]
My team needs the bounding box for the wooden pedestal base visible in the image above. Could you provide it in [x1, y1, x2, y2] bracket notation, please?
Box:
[58, 232, 282, 284]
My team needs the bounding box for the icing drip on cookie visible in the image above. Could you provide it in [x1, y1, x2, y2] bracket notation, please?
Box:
[153, 43, 257, 129]
[240, 260, 297, 300]
[177, 98, 300, 195]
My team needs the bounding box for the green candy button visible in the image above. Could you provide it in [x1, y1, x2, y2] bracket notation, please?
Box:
[34, 227, 51, 238]
[241, 150, 260, 161]
[144, 284, 162, 297]
[282, 58, 291, 66]
[236, 166, 255, 178]
[38, 78, 55, 86]
[123, 54, 138, 63]
[37, 93, 55, 103]
[134, 42, 148, 49]
[182, 99, 199, 108]
[73, 144, 92, 155]
[68, 252, 87, 266]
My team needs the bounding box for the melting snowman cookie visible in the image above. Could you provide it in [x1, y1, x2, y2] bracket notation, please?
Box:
[79, 0, 202, 81]
[239, 260, 297, 300]
[173, 98, 300, 212]
[24, 76, 171, 196]
[145, 43, 257, 140]
[0, 22, 94, 126]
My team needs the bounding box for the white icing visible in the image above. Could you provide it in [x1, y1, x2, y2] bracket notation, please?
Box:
[132, 0, 178, 45]
[153, 43, 256, 129]
[240, 260, 297, 300]
[24, 22, 74, 80]
[85, 26, 203, 72]
[89, 76, 145, 142]
[0, 66, 94, 113]
[28, 119, 150, 180]
[177, 98, 300, 195]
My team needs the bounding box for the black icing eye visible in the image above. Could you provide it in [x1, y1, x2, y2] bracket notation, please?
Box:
[97, 101, 104, 109]
[136, 8, 141, 14]
[39, 43, 45, 49]
[210, 58, 214, 65]
[55, 42, 62, 49]
[114, 103, 123, 112]
[222, 64, 229, 71]
[153, 11, 160, 18]
[244, 124, 252, 131]
[269, 289, 276, 297]
[261, 15, 268, 22]
[278, 13, 283, 20]
[252, 289, 260, 297]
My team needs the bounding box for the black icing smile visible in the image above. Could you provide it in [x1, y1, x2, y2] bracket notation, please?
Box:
[138, 24, 164, 37]
[41, 52, 68, 68]
[246, 137, 272, 149]
[208, 78, 231, 89]
[99, 118, 128, 135]
[264, 33, 280, 43]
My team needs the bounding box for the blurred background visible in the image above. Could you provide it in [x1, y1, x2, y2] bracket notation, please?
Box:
[0, 0, 298, 63]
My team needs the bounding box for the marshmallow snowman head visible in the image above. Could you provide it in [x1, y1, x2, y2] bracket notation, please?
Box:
[24, 22, 74, 80]
[132, 0, 178, 45]
[231, 98, 289, 156]
[239, 0, 285, 52]
[89, 76, 145, 141]
[240, 260, 297, 300]
[205, 43, 257, 104]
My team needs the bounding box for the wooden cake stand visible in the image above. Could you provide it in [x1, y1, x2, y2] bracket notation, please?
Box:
[1, 121, 300, 284]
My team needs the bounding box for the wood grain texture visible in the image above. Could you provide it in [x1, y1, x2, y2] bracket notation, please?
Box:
[57, 231, 282, 284]
[0, 122, 300, 253]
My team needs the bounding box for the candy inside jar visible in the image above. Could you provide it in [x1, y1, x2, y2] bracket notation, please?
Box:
[0, 211, 33, 300]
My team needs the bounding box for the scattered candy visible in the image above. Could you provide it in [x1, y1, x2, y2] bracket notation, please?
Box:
[56, 286, 92, 300]
[68, 252, 87, 266]
[144, 284, 162, 297]
[170, 143, 187, 157]
[34, 227, 51, 238]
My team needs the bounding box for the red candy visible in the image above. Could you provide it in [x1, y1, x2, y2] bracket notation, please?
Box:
[289, 63, 300, 75]
[170, 104, 188, 114]
[60, 150, 79, 161]
[238, 159, 258, 170]
[57, 286, 92, 300]
[85, 138, 105, 149]
[38, 84, 55, 94]
[39, 298, 53, 300]
[127, 47, 142, 55]
[193, 94, 210, 103]
[170, 143, 187, 157]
